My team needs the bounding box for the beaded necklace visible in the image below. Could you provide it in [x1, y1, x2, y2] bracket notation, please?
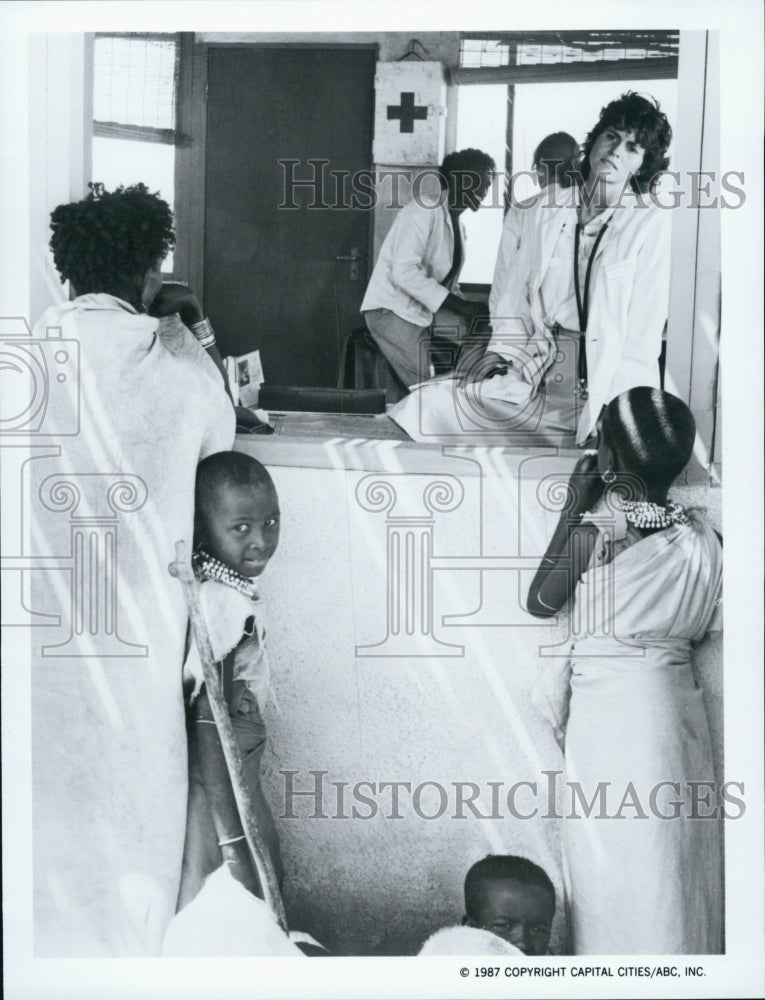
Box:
[192, 549, 259, 598]
[615, 496, 688, 530]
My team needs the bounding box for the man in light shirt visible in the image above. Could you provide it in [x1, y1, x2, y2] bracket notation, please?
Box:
[361, 148, 496, 397]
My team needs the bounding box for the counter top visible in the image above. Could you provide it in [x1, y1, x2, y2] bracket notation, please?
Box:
[235, 409, 582, 475]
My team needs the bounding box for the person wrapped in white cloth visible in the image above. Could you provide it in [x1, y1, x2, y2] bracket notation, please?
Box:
[163, 866, 325, 956]
[527, 388, 723, 954]
[30, 183, 235, 956]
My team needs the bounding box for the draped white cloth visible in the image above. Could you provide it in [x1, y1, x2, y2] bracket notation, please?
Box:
[163, 866, 304, 957]
[30, 295, 234, 955]
[418, 925, 523, 956]
[534, 513, 723, 954]
[183, 577, 270, 710]
[389, 186, 670, 446]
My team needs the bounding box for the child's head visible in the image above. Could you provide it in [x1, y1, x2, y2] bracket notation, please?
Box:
[194, 452, 280, 578]
[462, 855, 555, 956]
[599, 387, 696, 495]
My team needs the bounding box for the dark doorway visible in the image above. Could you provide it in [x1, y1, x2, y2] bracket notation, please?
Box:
[204, 47, 376, 387]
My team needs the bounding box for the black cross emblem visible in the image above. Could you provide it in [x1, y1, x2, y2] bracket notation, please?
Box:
[387, 92, 428, 133]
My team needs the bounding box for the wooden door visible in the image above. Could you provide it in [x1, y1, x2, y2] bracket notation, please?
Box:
[203, 47, 376, 387]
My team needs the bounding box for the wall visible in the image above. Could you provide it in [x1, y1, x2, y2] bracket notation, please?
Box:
[27, 33, 93, 323]
[235, 442, 724, 956]
[199, 33, 460, 264]
[199, 32, 460, 66]
[666, 31, 721, 482]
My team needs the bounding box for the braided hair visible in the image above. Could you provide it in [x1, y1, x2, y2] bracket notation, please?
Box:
[602, 387, 696, 493]
[49, 182, 175, 307]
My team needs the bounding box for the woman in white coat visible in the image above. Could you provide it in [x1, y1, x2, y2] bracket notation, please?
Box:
[389, 94, 673, 446]
[480, 92, 673, 445]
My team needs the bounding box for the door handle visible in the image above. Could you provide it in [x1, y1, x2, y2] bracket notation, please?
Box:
[335, 247, 363, 280]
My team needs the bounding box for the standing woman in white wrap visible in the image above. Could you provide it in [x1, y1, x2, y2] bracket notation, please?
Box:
[527, 388, 723, 954]
[31, 184, 235, 954]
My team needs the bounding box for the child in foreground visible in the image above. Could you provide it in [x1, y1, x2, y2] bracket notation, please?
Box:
[462, 855, 555, 955]
[420, 854, 555, 956]
[177, 451, 284, 909]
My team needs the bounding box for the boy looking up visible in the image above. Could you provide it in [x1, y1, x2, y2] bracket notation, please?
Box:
[177, 451, 283, 908]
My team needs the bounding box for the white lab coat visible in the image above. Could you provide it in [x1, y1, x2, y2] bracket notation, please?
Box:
[361, 176, 465, 328]
[489, 185, 671, 442]
[488, 192, 541, 320]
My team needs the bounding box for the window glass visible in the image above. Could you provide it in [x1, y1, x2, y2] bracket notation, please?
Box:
[91, 35, 178, 272]
[456, 79, 677, 284]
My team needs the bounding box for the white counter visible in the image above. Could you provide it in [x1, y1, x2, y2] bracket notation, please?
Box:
[233, 416, 723, 956]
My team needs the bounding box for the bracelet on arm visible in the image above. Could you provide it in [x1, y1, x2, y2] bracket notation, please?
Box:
[190, 317, 216, 349]
[218, 833, 247, 847]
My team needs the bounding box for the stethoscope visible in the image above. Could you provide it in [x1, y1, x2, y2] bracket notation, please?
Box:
[573, 216, 611, 397]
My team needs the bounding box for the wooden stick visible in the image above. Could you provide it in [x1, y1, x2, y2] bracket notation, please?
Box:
[169, 540, 288, 932]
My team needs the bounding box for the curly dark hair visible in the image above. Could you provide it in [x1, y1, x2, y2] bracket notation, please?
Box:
[49, 182, 175, 307]
[580, 92, 672, 193]
[438, 148, 497, 209]
[440, 148, 497, 179]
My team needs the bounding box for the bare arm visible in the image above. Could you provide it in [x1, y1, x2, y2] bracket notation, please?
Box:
[191, 687, 262, 896]
[203, 341, 235, 403]
[526, 453, 604, 618]
[527, 522, 599, 618]
[150, 283, 234, 401]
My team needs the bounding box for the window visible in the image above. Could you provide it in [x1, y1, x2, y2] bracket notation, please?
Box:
[455, 31, 678, 284]
[91, 33, 180, 271]
[458, 31, 679, 72]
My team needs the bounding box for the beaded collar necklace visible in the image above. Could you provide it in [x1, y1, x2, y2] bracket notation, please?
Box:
[614, 496, 689, 530]
[192, 549, 259, 598]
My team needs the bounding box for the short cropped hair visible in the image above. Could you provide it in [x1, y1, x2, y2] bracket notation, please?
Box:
[464, 855, 555, 919]
[194, 451, 276, 539]
[532, 132, 579, 188]
[49, 182, 175, 300]
[602, 387, 696, 492]
[440, 148, 497, 183]
[580, 92, 672, 193]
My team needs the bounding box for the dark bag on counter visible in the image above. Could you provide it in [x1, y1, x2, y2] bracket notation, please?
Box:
[257, 385, 386, 414]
